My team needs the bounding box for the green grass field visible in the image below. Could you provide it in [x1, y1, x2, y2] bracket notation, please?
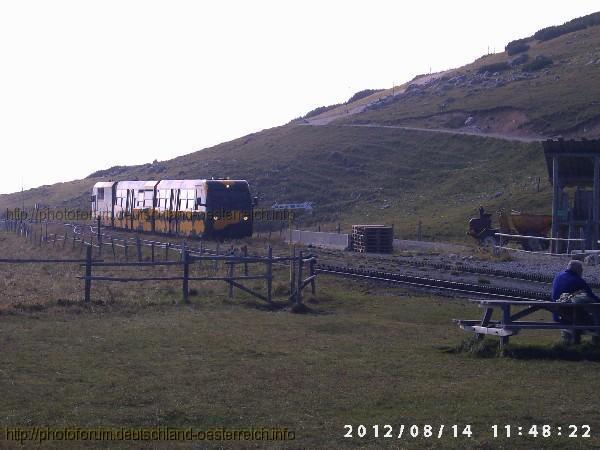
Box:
[1, 231, 600, 448]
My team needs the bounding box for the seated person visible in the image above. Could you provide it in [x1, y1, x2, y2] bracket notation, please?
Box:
[551, 260, 600, 325]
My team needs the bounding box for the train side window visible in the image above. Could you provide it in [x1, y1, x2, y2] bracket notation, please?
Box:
[116, 190, 125, 207]
[97, 188, 104, 201]
[157, 190, 170, 210]
[143, 190, 153, 208]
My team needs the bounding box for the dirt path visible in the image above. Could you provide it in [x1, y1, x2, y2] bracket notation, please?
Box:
[302, 69, 547, 142]
[338, 123, 545, 143]
[298, 121, 544, 142]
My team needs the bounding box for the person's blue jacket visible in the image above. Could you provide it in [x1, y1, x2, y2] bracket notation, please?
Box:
[551, 269, 599, 302]
[551, 269, 599, 321]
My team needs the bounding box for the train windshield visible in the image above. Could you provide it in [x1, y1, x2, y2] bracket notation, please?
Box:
[206, 185, 251, 211]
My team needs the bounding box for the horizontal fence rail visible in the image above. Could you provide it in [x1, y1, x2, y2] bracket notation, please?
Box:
[494, 232, 587, 256]
[0, 219, 317, 306]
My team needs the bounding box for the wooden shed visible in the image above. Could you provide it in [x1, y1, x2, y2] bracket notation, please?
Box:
[543, 138, 600, 252]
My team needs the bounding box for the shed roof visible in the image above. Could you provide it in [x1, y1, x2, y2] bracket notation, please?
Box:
[543, 139, 600, 187]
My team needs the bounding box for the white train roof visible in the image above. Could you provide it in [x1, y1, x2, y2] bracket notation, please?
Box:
[115, 181, 158, 190]
[156, 179, 205, 190]
[93, 179, 248, 191]
[92, 181, 117, 189]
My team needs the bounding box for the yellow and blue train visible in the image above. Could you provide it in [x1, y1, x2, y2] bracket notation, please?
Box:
[92, 179, 254, 239]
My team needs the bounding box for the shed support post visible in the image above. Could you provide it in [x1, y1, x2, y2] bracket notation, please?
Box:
[551, 156, 560, 253]
[593, 156, 600, 250]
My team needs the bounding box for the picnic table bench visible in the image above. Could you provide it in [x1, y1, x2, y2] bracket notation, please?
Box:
[454, 299, 600, 347]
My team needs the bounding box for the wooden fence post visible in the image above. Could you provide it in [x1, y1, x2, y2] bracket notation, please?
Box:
[136, 235, 142, 262]
[296, 250, 303, 305]
[151, 242, 155, 262]
[165, 242, 170, 261]
[228, 262, 234, 298]
[214, 243, 219, 273]
[111, 237, 116, 261]
[290, 245, 296, 302]
[310, 257, 316, 295]
[182, 249, 190, 304]
[266, 246, 273, 303]
[243, 245, 248, 276]
[84, 245, 92, 303]
[124, 242, 129, 261]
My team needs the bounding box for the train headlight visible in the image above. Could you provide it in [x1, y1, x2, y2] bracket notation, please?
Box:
[225, 184, 230, 188]
[243, 216, 248, 221]
[213, 216, 219, 221]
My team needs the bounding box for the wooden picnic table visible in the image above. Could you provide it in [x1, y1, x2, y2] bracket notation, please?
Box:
[454, 299, 600, 347]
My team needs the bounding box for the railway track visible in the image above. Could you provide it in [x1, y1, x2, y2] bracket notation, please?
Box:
[16, 221, 575, 301]
[314, 250, 600, 290]
[316, 263, 551, 302]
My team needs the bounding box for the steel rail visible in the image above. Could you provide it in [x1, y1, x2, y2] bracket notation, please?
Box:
[316, 264, 551, 302]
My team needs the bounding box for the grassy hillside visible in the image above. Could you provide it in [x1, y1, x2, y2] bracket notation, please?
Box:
[0, 125, 550, 241]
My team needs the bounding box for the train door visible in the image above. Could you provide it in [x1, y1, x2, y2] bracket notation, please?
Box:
[195, 185, 207, 236]
[127, 189, 135, 230]
[174, 189, 181, 235]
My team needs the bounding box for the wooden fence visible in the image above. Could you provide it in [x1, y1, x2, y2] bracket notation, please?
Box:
[1, 219, 317, 306]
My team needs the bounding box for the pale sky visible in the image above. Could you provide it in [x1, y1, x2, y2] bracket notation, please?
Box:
[0, 0, 598, 194]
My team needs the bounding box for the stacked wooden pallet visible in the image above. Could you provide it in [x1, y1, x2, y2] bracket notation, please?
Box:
[351, 225, 394, 253]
